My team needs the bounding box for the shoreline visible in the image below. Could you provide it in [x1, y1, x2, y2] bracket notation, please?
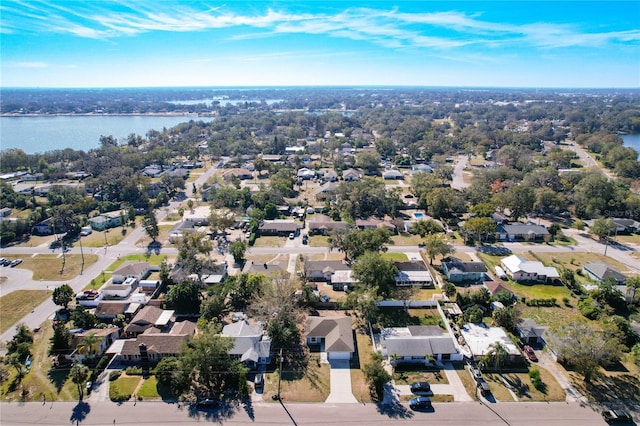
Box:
[0, 112, 214, 118]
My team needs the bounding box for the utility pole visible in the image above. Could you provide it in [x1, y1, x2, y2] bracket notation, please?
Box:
[79, 235, 85, 275]
[277, 348, 284, 400]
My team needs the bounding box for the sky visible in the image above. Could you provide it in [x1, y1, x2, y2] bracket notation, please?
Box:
[1, 1, 639, 89]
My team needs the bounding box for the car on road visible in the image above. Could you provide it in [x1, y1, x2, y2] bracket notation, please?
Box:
[245, 231, 251, 238]
[302, 234, 308, 244]
[523, 345, 538, 362]
[194, 398, 218, 409]
[408, 396, 433, 411]
[409, 382, 431, 395]
[10, 259, 23, 267]
[602, 409, 633, 423]
[288, 232, 295, 239]
[86, 381, 92, 391]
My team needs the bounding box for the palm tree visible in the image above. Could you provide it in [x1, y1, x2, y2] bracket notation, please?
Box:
[486, 341, 510, 371]
[70, 364, 90, 401]
[78, 332, 99, 360]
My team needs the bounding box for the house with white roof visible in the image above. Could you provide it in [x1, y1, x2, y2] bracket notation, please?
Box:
[380, 325, 462, 364]
[221, 320, 271, 367]
[460, 323, 522, 361]
[500, 255, 559, 283]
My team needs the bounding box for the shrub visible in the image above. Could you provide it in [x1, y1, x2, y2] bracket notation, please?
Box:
[109, 370, 122, 381]
[529, 368, 544, 391]
[578, 298, 601, 320]
[562, 297, 571, 306]
[125, 366, 143, 375]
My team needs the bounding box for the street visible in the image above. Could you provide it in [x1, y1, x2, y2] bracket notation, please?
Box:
[0, 400, 611, 426]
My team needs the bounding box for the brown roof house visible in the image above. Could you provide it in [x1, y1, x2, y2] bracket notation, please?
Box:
[124, 306, 175, 337]
[305, 316, 354, 361]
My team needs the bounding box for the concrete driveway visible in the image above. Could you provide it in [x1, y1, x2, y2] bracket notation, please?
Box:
[325, 359, 358, 403]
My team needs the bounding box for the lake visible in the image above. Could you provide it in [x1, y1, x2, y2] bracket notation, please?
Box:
[0, 115, 209, 154]
[621, 134, 640, 158]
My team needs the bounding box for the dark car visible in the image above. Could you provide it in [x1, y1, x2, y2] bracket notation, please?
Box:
[523, 345, 538, 362]
[194, 399, 218, 409]
[254, 373, 264, 389]
[602, 409, 633, 423]
[477, 379, 491, 396]
[409, 396, 433, 411]
[409, 381, 431, 394]
[10, 259, 22, 267]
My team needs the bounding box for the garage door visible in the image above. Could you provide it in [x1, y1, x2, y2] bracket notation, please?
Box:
[328, 351, 351, 360]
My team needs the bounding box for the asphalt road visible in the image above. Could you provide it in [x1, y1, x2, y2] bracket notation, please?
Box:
[0, 400, 612, 426]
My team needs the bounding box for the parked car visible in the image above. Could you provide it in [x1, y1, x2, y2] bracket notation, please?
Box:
[470, 366, 482, 381]
[602, 409, 633, 423]
[245, 231, 251, 239]
[0, 258, 9, 266]
[477, 379, 491, 396]
[409, 381, 431, 394]
[408, 396, 433, 411]
[288, 232, 295, 239]
[302, 234, 308, 244]
[254, 373, 264, 389]
[523, 345, 538, 362]
[10, 259, 23, 267]
[86, 381, 92, 391]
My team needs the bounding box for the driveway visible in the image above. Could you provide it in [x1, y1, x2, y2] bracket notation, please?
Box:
[394, 363, 472, 402]
[325, 359, 358, 403]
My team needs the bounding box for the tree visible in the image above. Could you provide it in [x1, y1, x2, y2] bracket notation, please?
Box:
[200, 295, 229, 322]
[70, 306, 97, 329]
[113, 314, 126, 329]
[155, 356, 189, 396]
[49, 322, 71, 355]
[423, 234, 454, 265]
[6, 324, 33, 361]
[142, 210, 159, 242]
[70, 363, 90, 401]
[175, 231, 214, 283]
[502, 185, 535, 221]
[426, 187, 466, 218]
[547, 320, 622, 382]
[463, 305, 484, 323]
[225, 273, 266, 311]
[590, 217, 615, 241]
[329, 227, 392, 261]
[229, 240, 247, 265]
[443, 281, 456, 298]
[483, 341, 510, 371]
[460, 217, 497, 244]
[411, 219, 443, 237]
[626, 276, 640, 305]
[180, 322, 248, 401]
[352, 252, 398, 297]
[52, 284, 74, 309]
[166, 281, 201, 314]
[492, 306, 521, 332]
[355, 150, 381, 175]
[363, 353, 392, 401]
[77, 332, 100, 360]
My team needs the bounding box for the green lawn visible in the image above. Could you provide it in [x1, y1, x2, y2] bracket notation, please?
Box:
[377, 307, 445, 328]
[381, 252, 409, 261]
[393, 365, 449, 385]
[351, 331, 374, 403]
[5, 254, 98, 281]
[0, 290, 52, 334]
[135, 375, 177, 400]
[110, 376, 141, 401]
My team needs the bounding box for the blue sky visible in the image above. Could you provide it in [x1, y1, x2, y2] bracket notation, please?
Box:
[1, 1, 638, 88]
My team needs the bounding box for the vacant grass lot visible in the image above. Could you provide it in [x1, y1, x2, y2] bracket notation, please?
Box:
[377, 307, 444, 328]
[264, 355, 330, 402]
[391, 234, 423, 246]
[8, 254, 99, 281]
[484, 369, 565, 402]
[309, 235, 330, 247]
[253, 236, 286, 248]
[0, 290, 52, 334]
[81, 229, 129, 247]
[381, 252, 409, 261]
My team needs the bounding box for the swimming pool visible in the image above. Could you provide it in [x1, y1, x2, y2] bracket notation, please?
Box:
[413, 212, 424, 219]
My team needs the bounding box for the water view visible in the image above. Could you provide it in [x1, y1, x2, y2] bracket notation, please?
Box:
[0, 115, 208, 154]
[622, 134, 640, 158]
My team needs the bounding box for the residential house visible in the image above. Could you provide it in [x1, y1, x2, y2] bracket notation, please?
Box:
[305, 316, 354, 360]
[612, 218, 640, 234]
[583, 261, 628, 285]
[111, 320, 196, 365]
[220, 320, 271, 368]
[483, 281, 514, 298]
[21, 172, 45, 182]
[380, 326, 462, 364]
[304, 260, 351, 282]
[34, 218, 56, 235]
[222, 168, 253, 181]
[382, 170, 404, 180]
[314, 181, 339, 202]
[112, 262, 151, 284]
[412, 164, 433, 173]
[460, 323, 522, 361]
[95, 301, 140, 322]
[355, 217, 396, 233]
[89, 210, 123, 231]
[318, 169, 338, 182]
[342, 169, 361, 182]
[102, 277, 137, 299]
[308, 214, 350, 235]
[515, 318, 548, 346]
[393, 260, 434, 287]
[331, 269, 358, 291]
[243, 261, 289, 279]
[501, 255, 560, 283]
[124, 306, 175, 337]
[69, 327, 121, 363]
[441, 259, 488, 284]
[142, 166, 164, 178]
[296, 167, 315, 180]
[0, 207, 12, 217]
[258, 219, 301, 236]
[75, 290, 103, 307]
[498, 223, 549, 242]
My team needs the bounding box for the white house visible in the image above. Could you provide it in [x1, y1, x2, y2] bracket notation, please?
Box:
[501, 255, 559, 283]
[380, 326, 462, 364]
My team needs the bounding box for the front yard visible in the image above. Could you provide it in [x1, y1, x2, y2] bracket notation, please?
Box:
[393, 364, 448, 385]
[483, 368, 565, 402]
[263, 354, 330, 402]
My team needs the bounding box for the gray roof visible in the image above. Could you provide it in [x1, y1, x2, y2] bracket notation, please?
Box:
[442, 260, 487, 274]
[407, 326, 445, 337]
[394, 261, 428, 272]
[305, 317, 354, 353]
[385, 336, 457, 357]
[583, 261, 628, 283]
[500, 223, 549, 235]
[516, 318, 548, 339]
[221, 320, 271, 363]
[305, 260, 351, 275]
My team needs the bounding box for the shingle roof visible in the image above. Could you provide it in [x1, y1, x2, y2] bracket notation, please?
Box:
[95, 302, 130, 317]
[583, 261, 628, 283]
[113, 262, 149, 277]
[305, 317, 354, 353]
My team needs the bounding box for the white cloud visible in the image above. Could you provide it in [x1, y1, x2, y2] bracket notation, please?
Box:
[6, 61, 49, 68]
